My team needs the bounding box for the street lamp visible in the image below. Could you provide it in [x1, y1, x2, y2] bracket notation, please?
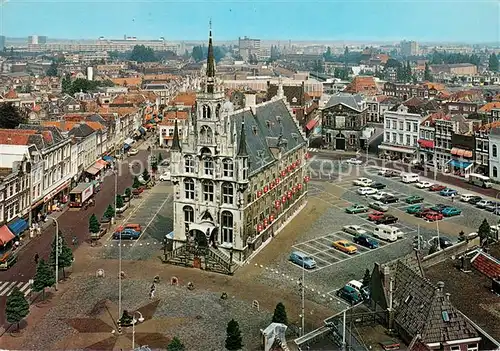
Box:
[131, 311, 144, 349]
[24, 156, 33, 236]
[298, 260, 305, 336]
[47, 216, 59, 291]
[113, 164, 122, 328]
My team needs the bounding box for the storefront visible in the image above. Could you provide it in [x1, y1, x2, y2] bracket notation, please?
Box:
[85, 161, 106, 180]
[0, 225, 15, 252]
[7, 217, 29, 237]
[43, 179, 71, 213]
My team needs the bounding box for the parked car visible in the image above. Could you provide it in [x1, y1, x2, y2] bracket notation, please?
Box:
[378, 168, 390, 176]
[384, 170, 401, 178]
[128, 148, 139, 156]
[429, 184, 446, 192]
[425, 212, 443, 221]
[342, 225, 367, 236]
[353, 234, 379, 249]
[357, 187, 378, 196]
[346, 158, 363, 165]
[345, 204, 369, 214]
[369, 201, 389, 212]
[485, 202, 500, 212]
[467, 196, 483, 205]
[371, 192, 394, 201]
[113, 228, 141, 240]
[440, 188, 458, 197]
[430, 236, 453, 249]
[353, 178, 373, 186]
[406, 204, 423, 214]
[374, 214, 398, 225]
[415, 181, 433, 189]
[441, 207, 462, 217]
[368, 211, 385, 221]
[381, 195, 399, 204]
[458, 232, 479, 242]
[460, 194, 475, 202]
[332, 240, 358, 254]
[405, 195, 424, 204]
[430, 204, 448, 213]
[414, 208, 434, 218]
[336, 286, 361, 305]
[289, 251, 317, 269]
[476, 200, 494, 209]
[370, 182, 387, 189]
[115, 223, 142, 233]
[132, 186, 146, 195]
[100, 215, 112, 224]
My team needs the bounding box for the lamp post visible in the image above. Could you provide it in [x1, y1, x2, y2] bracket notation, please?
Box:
[131, 311, 144, 349]
[298, 260, 305, 336]
[47, 216, 59, 291]
[25, 157, 33, 236]
[114, 164, 122, 329]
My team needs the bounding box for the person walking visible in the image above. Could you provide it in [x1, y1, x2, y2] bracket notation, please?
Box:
[34, 253, 39, 264]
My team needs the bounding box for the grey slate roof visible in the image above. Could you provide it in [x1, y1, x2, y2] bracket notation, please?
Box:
[17, 124, 66, 144]
[230, 99, 306, 175]
[68, 123, 96, 139]
[324, 93, 363, 111]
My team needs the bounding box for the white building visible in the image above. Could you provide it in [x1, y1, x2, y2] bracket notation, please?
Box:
[489, 127, 500, 181]
[379, 105, 423, 160]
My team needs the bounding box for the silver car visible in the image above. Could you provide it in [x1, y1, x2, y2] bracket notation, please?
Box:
[369, 201, 389, 212]
[342, 225, 368, 236]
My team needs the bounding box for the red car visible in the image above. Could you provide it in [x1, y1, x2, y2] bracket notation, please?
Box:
[425, 212, 443, 221]
[429, 184, 446, 192]
[132, 186, 145, 195]
[414, 208, 432, 218]
[368, 211, 385, 221]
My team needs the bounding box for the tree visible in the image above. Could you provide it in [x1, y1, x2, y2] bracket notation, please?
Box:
[32, 258, 56, 300]
[271, 302, 288, 325]
[225, 319, 243, 350]
[49, 234, 73, 280]
[142, 168, 150, 182]
[116, 194, 124, 209]
[104, 204, 115, 219]
[46, 62, 58, 77]
[130, 45, 158, 63]
[61, 74, 72, 94]
[191, 45, 204, 62]
[424, 62, 433, 81]
[478, 218, 491, 246]
[0, 103, 26, 129]
[489, 53, 499, 72]
[157, 153, 163, 163]
[133, 176, 141, 188]
[5, 287, 30, 331]
[89, 214, 100, 234]
[362, 268, 371, 287]
[167, 336, 185, 351]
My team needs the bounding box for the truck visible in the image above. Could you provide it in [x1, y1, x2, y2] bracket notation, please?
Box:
[69, 182, 94, 208]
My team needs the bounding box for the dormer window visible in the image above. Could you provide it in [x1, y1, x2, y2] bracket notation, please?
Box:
[266, 120, 271, 129]
[291, 133, 298, 141]
[252, 125, 258, 135]
[292, 97, 298, 103]
[441, 311, 450, 322]
[404, 295, 413, 304]
[276, 116, 282, 124]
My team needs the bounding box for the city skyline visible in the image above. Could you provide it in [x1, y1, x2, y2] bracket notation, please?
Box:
[1, 0, 498, 43]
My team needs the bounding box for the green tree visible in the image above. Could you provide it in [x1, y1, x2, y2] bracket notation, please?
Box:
[89, 214, 100, 234]
[191, 45, 204, 62]
[157, 153, 163, 163]
[0, 103, 26, 129]
[424, 62, 433, 81]
[167, 336, 185, 351]
[104, 204, 115, 219]
[271, 302, 288, 325]
[116, 194, 124, 209]
[225, 319, 243, 350]
[489, 53, 499, 72]
[32, 258, 55, 300]
[362, 268, 371, 287]
[61, 74, 72, 94]
[478, 218, 491, 246]
[125, 187, 132, 199]
[130, 45, 158, 63]
[46, 62, 58, 77]
[133, 176, 141, 188]
[5, 287, 30, 331]
[49, 233, 73, 280]
[142, 168, 150, 182]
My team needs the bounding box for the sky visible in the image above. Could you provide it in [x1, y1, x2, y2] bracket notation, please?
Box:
[1, 0, 499, 43]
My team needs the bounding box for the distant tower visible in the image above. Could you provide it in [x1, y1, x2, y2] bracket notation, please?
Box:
[87, 67, 94, 81]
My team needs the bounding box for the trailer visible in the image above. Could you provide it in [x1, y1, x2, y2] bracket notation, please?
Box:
[69, 182, 94, 208]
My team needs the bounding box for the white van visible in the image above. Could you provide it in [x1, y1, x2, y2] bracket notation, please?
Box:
[401, 173, 419, 183]
[346, 280, 364, 293]
[373, 224, 402, 242]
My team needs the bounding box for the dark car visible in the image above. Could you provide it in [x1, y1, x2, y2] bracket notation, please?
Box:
[431, 236, 454, 249]
[375, 214, 398, 225]
[100, 215, 112, 224]
[381, 195, 398, 204]
[353, 234, 379, 249]
[384, 170, 401, 178]
[412, 163, 425, 171]
[414, 208, 433, 218]
[336, 286, 362, 305]
[430, 204, 448, 213]
[468, 196, 482, 205]
[370, 182, 387, 189]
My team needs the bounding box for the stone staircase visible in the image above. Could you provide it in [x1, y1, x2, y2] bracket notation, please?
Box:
[163, 244, 235, 275]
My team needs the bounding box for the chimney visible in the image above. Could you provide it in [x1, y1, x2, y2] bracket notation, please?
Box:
[436, 281, 445, 292]
[244, 92, 256, 114]
[445, 293, 451, 300]
[382, 265, 392, 289]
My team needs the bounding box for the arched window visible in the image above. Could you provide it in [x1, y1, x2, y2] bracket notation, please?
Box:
[204, 157, 214, 176]
[221, 211, 234, 243]
[184, 178, 195, 199]
[202, 105, 211, 119]
[222, 182, 234, 204]
[494, 144, 498, 158]
[184, 156, 194, 173]
[216, 103, 221, 118]
[494, 167, 498, 178]
[200, 125, 213, 144]
[183, 205, 194, 234]
[203, 180, 214, 202]
[222, 158, 234, 177]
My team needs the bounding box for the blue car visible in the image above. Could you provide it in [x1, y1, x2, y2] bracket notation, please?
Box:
[289, 251, 317, 269]
[113, 228, 140, 240]
[440, 188, 458, 197]
[441, 207, 462, 217]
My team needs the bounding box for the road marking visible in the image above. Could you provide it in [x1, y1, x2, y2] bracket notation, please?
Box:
[0, 282, 16, 296]
[0, 281, 9, 292]
[133, 194, 172, 247]
[6, 282, 26, 296]
[0, 281, 31, 297]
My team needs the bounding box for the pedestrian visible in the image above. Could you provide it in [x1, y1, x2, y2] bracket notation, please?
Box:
[149, 284, 156, 299]
[34, 253, 39, 264]
[72, 236, 78, 246]
[451, 194, 455, 202]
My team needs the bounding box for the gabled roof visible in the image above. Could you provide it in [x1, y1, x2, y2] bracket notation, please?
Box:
[404, 96, 425, 107]
[169, 92, 196, 107]
[479, 102, 500, 113]
[4, 89, 18, 99]
[266, 84, 305, 106]
[68, 123, 96, 139]
[60, 94, 79, 107]
[471, 250, 500, 279]
[344, 76, 378, 95]
[17, 124, 65, 143]
[324, 93, 363, 112]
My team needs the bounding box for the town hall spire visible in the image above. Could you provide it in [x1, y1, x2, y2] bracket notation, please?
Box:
[171, 119, 181, 151]
[206, 20, 216, 82]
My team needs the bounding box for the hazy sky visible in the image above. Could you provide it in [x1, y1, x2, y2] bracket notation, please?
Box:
[1, 0, 499, 43]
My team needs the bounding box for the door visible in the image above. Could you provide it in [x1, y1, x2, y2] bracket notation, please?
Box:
[335, 133, 346, 150]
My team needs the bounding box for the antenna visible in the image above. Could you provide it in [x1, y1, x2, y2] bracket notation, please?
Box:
[209, 18, 212, 32]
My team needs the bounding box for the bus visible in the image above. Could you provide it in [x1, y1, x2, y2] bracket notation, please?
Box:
[467, 173, 493, 188]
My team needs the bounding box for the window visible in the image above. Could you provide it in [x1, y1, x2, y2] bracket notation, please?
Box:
[494, 166, 498, 178]
[200, 125, 213, 144]
[203, 181, 214, 202]
[242, 159, 248, 180]
[493, 144, 498, 157]
[184, 178, 195, 200]
[183, 206, 194, 234]
[467, 344, 478, 351]
[223, 159, 234, 177]
[221, 211, 234, 243]
[398, 134, 403, 144]
[413, 122, 418, 132]
[450, 346, 460, 351]
[222, 182, 234, 204]
[202, 105, 211, 119]
[385, 132, 390, 142]
[184, 156, 194, 173]
[349, 134, 356, 145]
[406, 135, 410, 145]
[406, 122, 411, 132]
[204, 157, 214, 176]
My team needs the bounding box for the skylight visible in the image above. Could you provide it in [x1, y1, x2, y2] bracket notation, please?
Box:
[442, 311, 450, 322]
[404, 295, 413, 304]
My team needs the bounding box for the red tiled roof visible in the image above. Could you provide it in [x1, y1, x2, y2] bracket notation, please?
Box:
[169, 92, 196, 107]
[0, 129, 51, 145]
[472, 251, 500, 279]
[4, 89, 18, 99]
[479, 102, 500, 113]
[344, 76, 378, 94]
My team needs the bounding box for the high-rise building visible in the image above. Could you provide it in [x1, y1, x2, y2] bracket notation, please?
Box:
[400, 40, 419, 57]
[28, 35, 47, 45]
[238, 36, 260, 61]
[38, 36, 48, 44]
[0, 36, 5, 51]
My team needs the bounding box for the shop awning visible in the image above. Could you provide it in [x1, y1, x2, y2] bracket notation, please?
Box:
[102, 155, 114, 162]
[451, 147, 472, 157]
[96, 159, 107, 167]
[417, 139, 434, 148]
[86, 165, 100, 175]
[448, 159, 473, 169]
[305, 119, 319, 131]
[0, 225, 15, 246]
[378, 144, 416, 154]
[7, 218, 28, 237]
[463, 150, 473, 158]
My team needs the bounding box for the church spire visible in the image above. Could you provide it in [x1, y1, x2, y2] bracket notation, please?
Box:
[237, 120, 248, 157]
[206, 20, 215, 79]
[171, 119, 181, 151]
